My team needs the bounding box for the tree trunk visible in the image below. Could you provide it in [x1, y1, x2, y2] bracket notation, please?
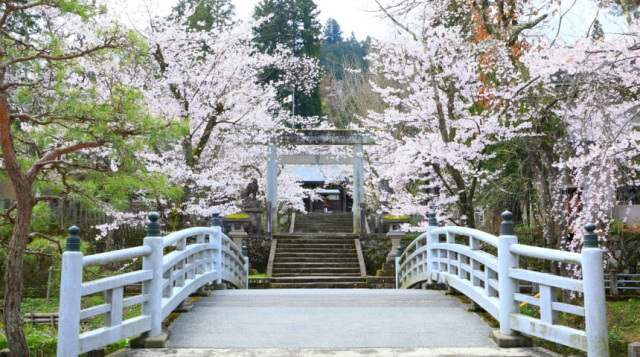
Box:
[1, 81, 33, 356]
[3, 197, 33, 357]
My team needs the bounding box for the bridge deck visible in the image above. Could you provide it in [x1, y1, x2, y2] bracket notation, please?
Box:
[114, 290, 558, 356]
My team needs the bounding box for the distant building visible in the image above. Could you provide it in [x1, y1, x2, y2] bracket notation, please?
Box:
[283, 164, 353, 213]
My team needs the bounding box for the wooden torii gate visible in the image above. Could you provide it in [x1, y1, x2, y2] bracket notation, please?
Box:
[266, 130, 374, 233]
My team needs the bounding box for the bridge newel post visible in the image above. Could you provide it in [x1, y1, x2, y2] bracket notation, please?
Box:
[497, 210, 519, 337]
[581, 223, 609, 356]
[426, 212, 438, 275]
[57, 226, 84, 357]
[143, 212, 164, 337]
[211, 213, 223, 284]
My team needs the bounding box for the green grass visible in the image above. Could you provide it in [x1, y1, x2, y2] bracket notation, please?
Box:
[0, 295, 143, 356]
[454, 293, 640, 356]
[607, 297, 640, 356]
[249, 273, 267, 278]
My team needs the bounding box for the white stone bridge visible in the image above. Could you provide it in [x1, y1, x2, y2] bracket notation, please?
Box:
[56, 211, 609, 357]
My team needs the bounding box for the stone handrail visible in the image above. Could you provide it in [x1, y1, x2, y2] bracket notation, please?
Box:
[396, 212, 609, 357]
[57, 212, 249, 357]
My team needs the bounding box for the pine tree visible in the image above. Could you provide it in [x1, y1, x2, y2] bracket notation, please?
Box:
[172, 0, 236, 31]
[324, 18, 343, 44]
[253, 0, 323, 117]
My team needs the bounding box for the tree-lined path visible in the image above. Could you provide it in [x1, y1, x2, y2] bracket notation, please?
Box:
[113, 290, 555, 357]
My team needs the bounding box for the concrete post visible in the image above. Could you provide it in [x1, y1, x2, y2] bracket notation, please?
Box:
[57, 226, 84, 357]
[143, 212, 164, 337]
[497, 211, 519, 336]
[353, 143, 364, 233]
[581, 223, 609, 357]
[266, 143, 278, 233]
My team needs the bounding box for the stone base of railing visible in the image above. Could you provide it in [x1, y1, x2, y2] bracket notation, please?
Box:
[366, 276, 395, 289]
[424, 282, 447, 290]
[212, 282, 228, 290]
[130, 329, 171, 349]
[490, 330, 532, 348]
[630, 342, 640, 357]
[249, 278, 271, 289]
[175, 299, 195, 313]
[85, 348, 105, 357]
[0, 348, 10, 356]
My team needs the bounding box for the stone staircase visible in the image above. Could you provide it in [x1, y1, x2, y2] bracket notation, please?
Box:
[292, 212, 353, 233]
[268, 233, 367, 288]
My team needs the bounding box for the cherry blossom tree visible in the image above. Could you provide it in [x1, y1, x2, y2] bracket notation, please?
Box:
[366, 0, 640, 258]
[124, 5, 322, 227]
[522, 23, 640, 252]
[363, 0, 545, 228]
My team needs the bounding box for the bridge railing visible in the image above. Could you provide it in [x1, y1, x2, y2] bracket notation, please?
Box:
[57, 212, 249, 357]
[397, 211, 608, 357]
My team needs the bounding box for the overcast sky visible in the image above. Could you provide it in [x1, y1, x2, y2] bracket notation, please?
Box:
[232, 0, 390, 40]
[123, 0, 630, 44]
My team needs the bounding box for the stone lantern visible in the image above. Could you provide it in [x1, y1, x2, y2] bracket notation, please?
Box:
[225, 212, 251, 249]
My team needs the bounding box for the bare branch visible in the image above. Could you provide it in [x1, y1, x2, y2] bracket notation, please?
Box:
[27, 139, 106, 180]
[507, 14, 548, 46]
[550, 0, 578, 47]
[11, 113, 54, 125]
[374, 0, 417, 41]
[27, 232, 63, 254]
[0, 1, 46, 29]
[1, 201, 17, 224]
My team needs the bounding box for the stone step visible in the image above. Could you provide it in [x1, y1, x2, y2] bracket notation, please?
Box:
[277, 243, 356, 249]
[295, 222, 353, 225]
[273, 260, 360, 268]
[272, 267, 361, 275]
[277, 241, 356, 245]
[295, 229, 353, 233]
[278, 239, 356, 243]
[276, 248, 356, 257]
[277, 248, 356, 254]
[275, 257, 360, 263]
[269, 276, 367, 288]
[269, 281, 368, 289]
[277, 244, 356, 253]
[275, 256, 357, 262]
[274, 234, 359, 239]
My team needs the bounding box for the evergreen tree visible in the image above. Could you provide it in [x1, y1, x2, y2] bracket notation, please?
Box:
[321, 26, 368, 80]
[324, 18, 343, 44]
[253, 0, 323, 117]
[172, 0, 236, 31]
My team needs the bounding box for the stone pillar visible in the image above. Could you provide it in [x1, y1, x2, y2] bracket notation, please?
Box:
[353, 143, 364, 233]
[266, 143, 278, 233]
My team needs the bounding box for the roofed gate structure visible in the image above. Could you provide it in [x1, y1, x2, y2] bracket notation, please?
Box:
[266, 130, 374, 233]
